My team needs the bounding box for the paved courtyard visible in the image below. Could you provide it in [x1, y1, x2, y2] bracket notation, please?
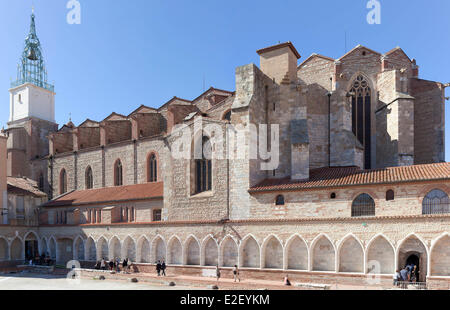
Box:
[0, 273, 200, 290]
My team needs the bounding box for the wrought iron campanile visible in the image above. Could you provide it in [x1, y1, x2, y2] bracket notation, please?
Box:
[11, 11, 54, 92]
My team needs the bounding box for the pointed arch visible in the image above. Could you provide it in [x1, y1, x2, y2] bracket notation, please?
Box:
[285, 234, 308, 271]
[201, 235, 218, 266]
[347, 72, 374, 169]
[40, 238, 48, 256]
[219, 235, 238, 267]
[73, 236, 85, 261]
[261, 235, 283, 269]
[430, 233, 450, 276]
[97, 236, 109, 261]
[337, 234, 364, 273]
[109, 236, 122, 260]
[48, 237, 57, 260]
[24, 231, 39, 241]
[167, 236, 182, 265]
[147, 152, 158, 183]
[397, 233, 429, 282]
[59, 168, 67, 194]
[184, 235, 200, 266]
[85, 166, 93, 189]
[136, 236, 151, 263]
[311, 234, 336, 272]
[0, 237, 9, 261]
[366, 234, 395, 275]
[85, 237, 97, 261]
[114, 159, 123, 186]
[10, 237, 23, 261]
[122, 236, 136, 262]
[151, 235, 166, 263]
[239, 235, 260, 268]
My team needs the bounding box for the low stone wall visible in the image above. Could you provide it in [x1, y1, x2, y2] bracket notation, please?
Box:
[82, 263, 395, 288]
[427, 277, 450, 290]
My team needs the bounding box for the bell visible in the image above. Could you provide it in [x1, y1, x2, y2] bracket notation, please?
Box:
[27, 48, 38, 61]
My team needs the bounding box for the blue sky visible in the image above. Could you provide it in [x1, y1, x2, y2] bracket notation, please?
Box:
[0, 0, 449, 160]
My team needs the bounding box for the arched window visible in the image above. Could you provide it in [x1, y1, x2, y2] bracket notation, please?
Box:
[114, 160, 123, 186]
[350, 75, 372, 169]
[148, 153, 157, 182]
[85, 166, 93, 189]
[275, 195, 285, 206]
[422, 189, 450, 215]
[195, 136, 212, 194]
[386, 190, 395, 201]
[351, 193, 375, 217]
[223, 110, 232, 122]
[38, 173, 44, 192]
[59, 169, 67, 195]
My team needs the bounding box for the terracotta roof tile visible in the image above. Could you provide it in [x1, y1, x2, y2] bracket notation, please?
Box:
[250, 163, 450, 192]
[43, 182, 163, 207]
[7, 177, 47, 198]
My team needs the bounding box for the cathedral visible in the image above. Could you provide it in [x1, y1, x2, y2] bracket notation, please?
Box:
[1, 12, 449, 288]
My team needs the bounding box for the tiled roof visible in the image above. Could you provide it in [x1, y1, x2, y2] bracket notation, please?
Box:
[43, 182, 163, 207]
[250, 163, 450, 192]
[7, 177, 47, 198]
[256, 41, 301, 59]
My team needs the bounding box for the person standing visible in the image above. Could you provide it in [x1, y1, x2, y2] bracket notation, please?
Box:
[156, 260, 161, 276]
[122, 258, 128, 274]
[216, 265, 221, 283]
[393, 270, 401, 286]
[108, 260, 114, 271]
[161, 260, 166, 276]
[116, 257, 121, 273]
[233, 265, 240, 283]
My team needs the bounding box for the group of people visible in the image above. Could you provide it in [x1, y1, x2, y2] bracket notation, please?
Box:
[393, 264, 419, 286]
[28, 253, 54, 266]
[214, 265, 241, 283]
[95, 258, 133, 273]
[155, 260, 167, 276]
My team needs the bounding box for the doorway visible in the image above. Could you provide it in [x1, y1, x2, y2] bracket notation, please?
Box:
[25, 240, 38, 261]
[405, 254, 421, 282]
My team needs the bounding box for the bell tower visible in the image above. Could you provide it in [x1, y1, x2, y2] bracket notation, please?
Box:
[9, 10, 55, 123]
[6, 10, 57, 184]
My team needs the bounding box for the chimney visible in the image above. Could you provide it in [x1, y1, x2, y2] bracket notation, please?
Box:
[257, 42, 301, 84]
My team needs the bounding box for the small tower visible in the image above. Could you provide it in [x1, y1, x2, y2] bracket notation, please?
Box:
[9, 11, 55, 123]
[6, 10, 57, 184]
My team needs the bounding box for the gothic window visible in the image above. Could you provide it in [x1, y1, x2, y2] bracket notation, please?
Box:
[386, 190, 395, 201]
[223, 110, 232, 122]
[114, 159, 123, 186]
[38, 173, 44, 192]
[275, 195, 285, 206]
[85, 166, 93, 189]
[350, 75, 372, 169]
[148, 153, 157, 182]
[195, 136, 212, 194]
[59, 169, 67, 195]
[422, 189, 450, 215]
[352, 193, 375, 217]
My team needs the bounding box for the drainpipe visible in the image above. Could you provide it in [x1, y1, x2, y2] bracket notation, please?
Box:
[327, 92, 332, 167]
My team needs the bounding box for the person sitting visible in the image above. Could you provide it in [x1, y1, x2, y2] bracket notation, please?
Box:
[284, 275, 292, 286]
